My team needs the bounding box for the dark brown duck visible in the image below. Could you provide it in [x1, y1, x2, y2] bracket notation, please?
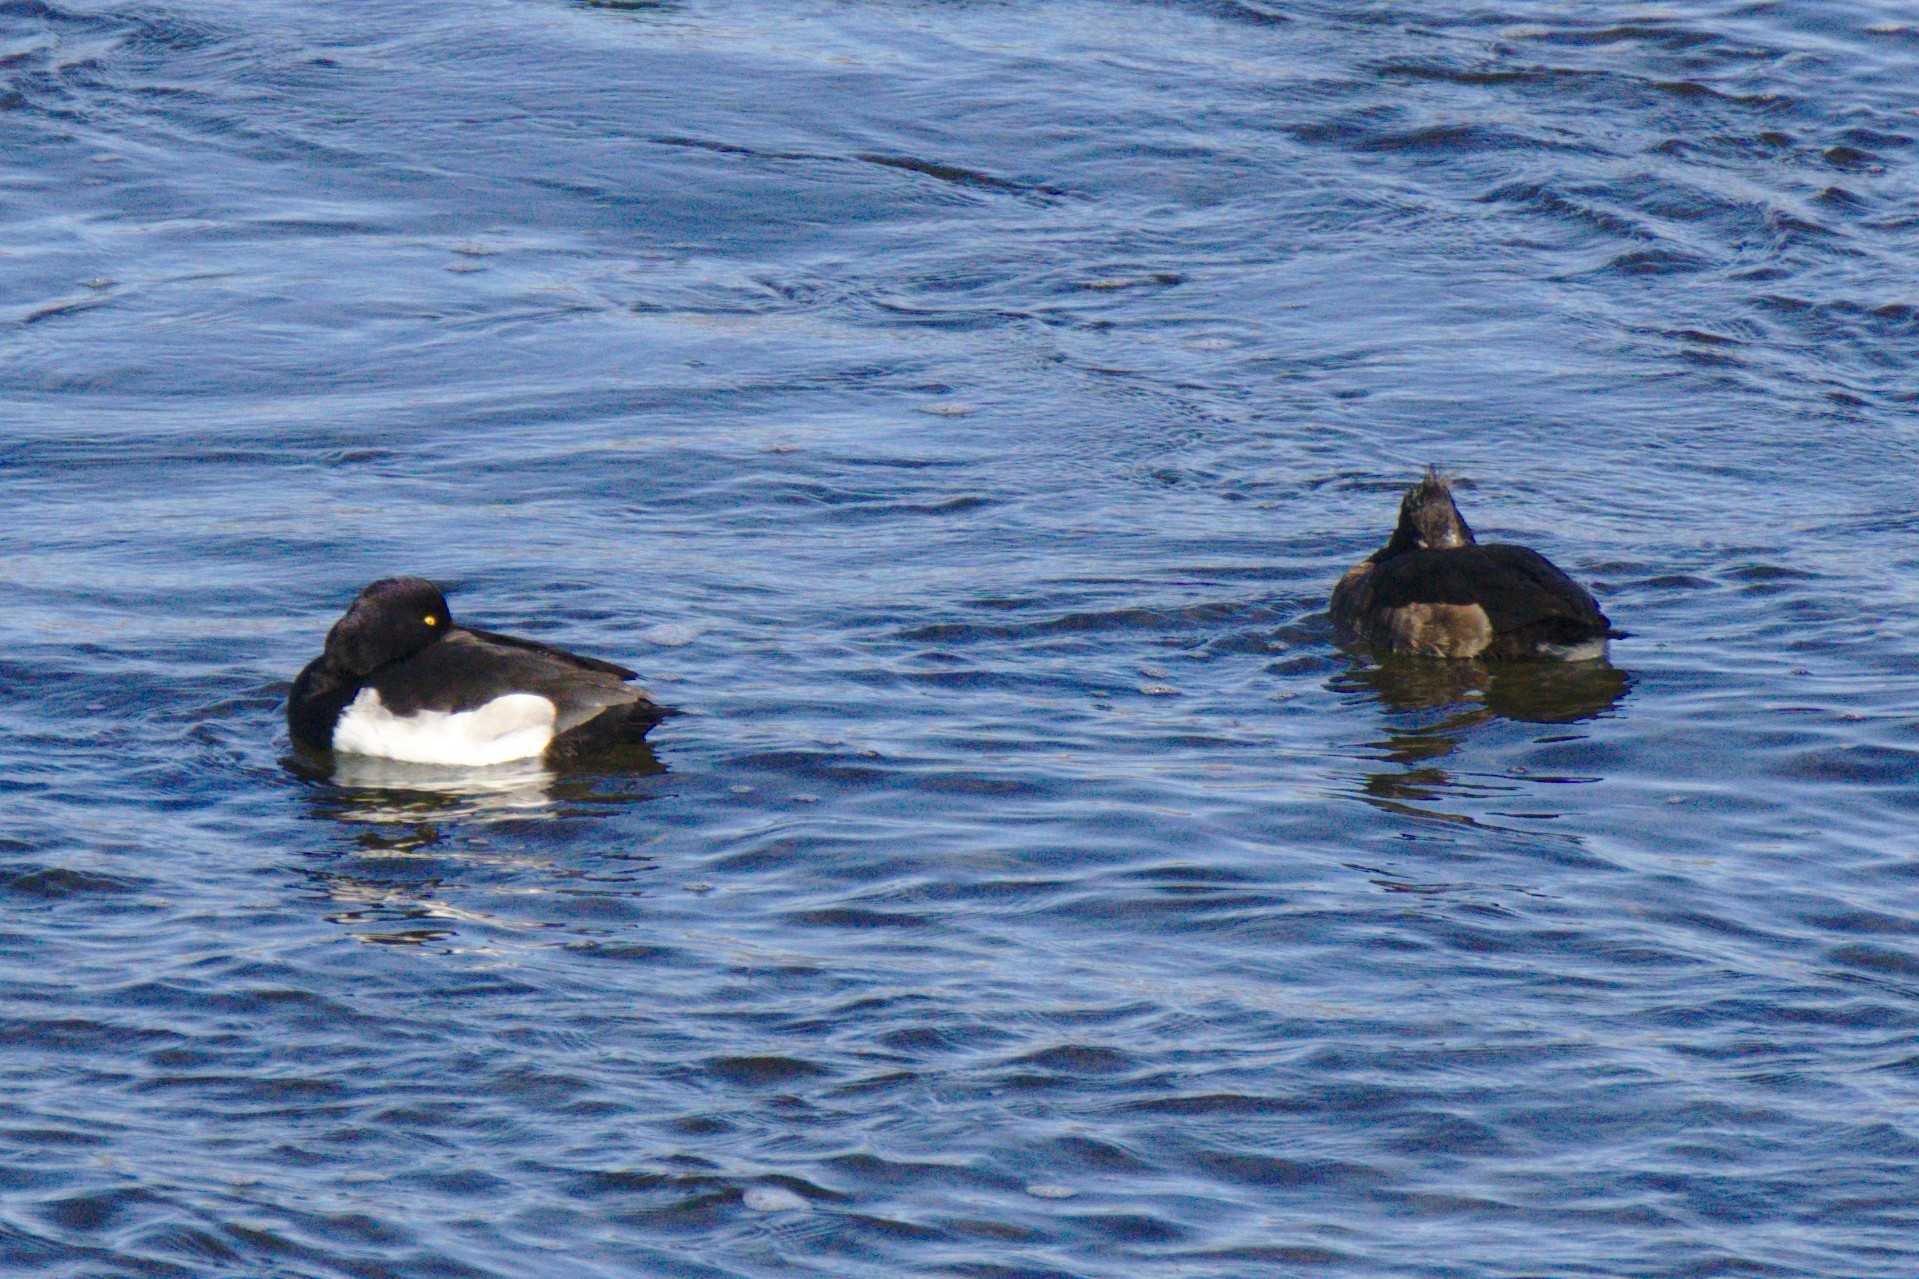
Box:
[1331, 469, 1622, 660]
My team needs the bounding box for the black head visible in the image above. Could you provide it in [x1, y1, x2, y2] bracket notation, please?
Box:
[322, 577, 453, 676]
[1385, 466, 1475, 555]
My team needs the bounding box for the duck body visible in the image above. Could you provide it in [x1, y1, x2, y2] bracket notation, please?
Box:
[289, 578, 668, 765]
[1331, 471, 1619, 660]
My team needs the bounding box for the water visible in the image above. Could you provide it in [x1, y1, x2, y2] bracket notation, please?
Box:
[4, 1, 1918, 1274]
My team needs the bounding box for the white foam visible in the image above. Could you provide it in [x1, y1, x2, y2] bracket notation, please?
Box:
[332, 688, 558, 766]
[638, 621, 705, 647]
[741, 1186, 808, 1213]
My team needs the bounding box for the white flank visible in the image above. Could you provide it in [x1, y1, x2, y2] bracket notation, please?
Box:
[332, 688, 559, 766]
[1538, 637, 1610, 662]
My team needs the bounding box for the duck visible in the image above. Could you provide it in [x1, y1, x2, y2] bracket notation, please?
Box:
[1330, 468, 1622, 660]
[288, 577, 669, 765]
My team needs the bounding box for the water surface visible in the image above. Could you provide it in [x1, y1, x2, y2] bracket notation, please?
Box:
[4, 1, 1919, 1275]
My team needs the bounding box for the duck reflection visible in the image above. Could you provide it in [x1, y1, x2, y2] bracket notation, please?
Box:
[1332, 653, 1631, 825]
[284, 743, 667, 949]
[310, 869, 471, 948]
[287, 740, 666, 824]
[1339, 653, 1630, 726]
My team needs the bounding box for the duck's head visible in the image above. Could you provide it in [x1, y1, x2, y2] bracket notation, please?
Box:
[1386, 467, 1475, 554]
[323, 576, 452, 676]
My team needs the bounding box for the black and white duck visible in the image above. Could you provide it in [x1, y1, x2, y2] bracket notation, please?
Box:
[289, 577, 668, 765]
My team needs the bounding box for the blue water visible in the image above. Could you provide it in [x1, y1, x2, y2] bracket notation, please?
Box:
[5, 1, 1919, 1274]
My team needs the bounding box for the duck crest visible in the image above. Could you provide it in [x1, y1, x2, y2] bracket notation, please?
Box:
[1384, 465, 1474, 557]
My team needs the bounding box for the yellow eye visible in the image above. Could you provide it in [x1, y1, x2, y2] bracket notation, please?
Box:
[423, 615, 439, 627]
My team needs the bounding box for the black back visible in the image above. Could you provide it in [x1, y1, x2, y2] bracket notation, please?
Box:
[1368, 543, 1612, 636]
[368, 626, 649, 735]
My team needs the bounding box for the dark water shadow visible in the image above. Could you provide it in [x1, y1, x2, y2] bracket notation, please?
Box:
[574, 0, 680, 13]
[1337, 653, 1633, 725]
